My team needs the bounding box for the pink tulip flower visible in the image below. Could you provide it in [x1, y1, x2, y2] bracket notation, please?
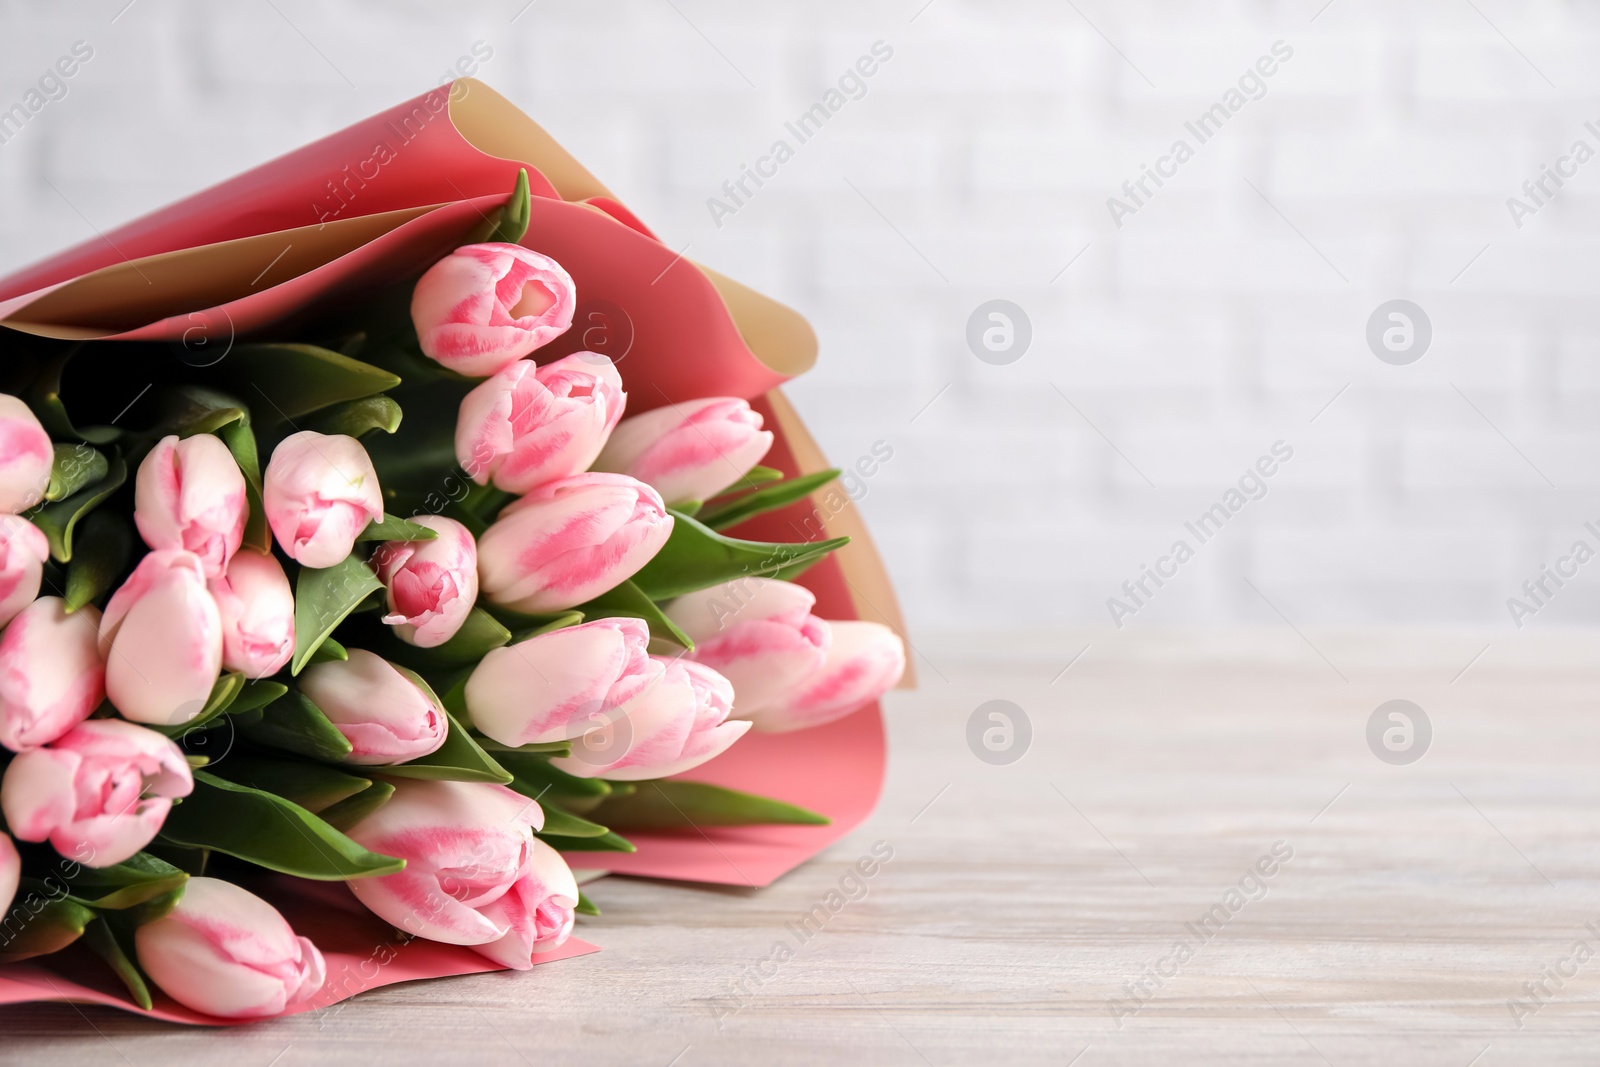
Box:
[99, 550, 223, 726]
[133, 433, 247, 578]
[0, 515, 50, 630]
[550, 655, 749, 780]
[411, 243, 576, 377]
[135, 877, 327, 1019]
[745, 620, 906, 733]
[666, 578, 829, 718]
[369, 515, 478, 648]
[263, 431, 383, 569]
[1, 719, 193, 867]
[0, 834, 19, 919]
[593, 396, 774, 505]
[208, 549, 294, 679]
[465, 617, 660, 747]
[299, 650, 447, 765]
[344, 779, 579, 967]
[455, 352, 625, 494]
[0, 597, 105, 752]
[0, 394, 53, 515]
[476, 473, 673, 614]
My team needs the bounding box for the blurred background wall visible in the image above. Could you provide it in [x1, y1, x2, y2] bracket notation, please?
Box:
[1, 0, 1596, 635]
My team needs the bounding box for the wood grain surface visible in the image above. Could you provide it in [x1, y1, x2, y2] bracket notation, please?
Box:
[5, 627, 1599, 1065]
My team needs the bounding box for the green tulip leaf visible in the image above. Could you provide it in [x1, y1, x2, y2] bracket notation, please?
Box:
[544, 829, 635, 853]
[229, 679, 289, 716]
[698, 469, 842, 531]
[28, 351, 122, 445]
[211, 756, 374, 814]
[496, 749, 609, 808]
[489, 168, 532, 244]
[309, 395, 403, 439]
[319, 778, 395, 832]
[0, 896, 97, 962]
[366, 606, 511, 672]
[82, 919, 154, 1011]
[236, 690, 354, 763]
[629, 508, 849, 601]
[63, 853, 190, 913]
[292, 554, 383, 675]
[159, 770, 402, 880]
[587, 779, 829, 831]
[532, 803, 611, 839]
[357, 513, 439, 543]
[576, 580, 692, 650]
[30, 450, 127, 563]
[575, 890, 600, 917]
[62, 510, 132, 611]
[45, 443, 108, 502]
[151, 671, 248, 739]
[203, 344, 400, 423]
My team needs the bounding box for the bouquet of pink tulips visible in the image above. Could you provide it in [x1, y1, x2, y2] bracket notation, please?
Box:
[0, 90, 907, 1021]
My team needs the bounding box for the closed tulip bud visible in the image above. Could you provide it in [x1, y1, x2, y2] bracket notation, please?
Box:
[0, 394, 52, 515]
[299, 650, 447, 765]
[344, 779, 578, 967]
[135, 877, 326, 1019]
[551, 655, 749, 780]
[208, 549, 294, 679]
[1, 719, 193, 867]
[456, 353, 626, 494]
[666, 578, 829, 718]
[745, 620, 906, 733]
[0, 515, 50, 630]
[411, 243, 577, 377]
[370, 515, 478, 648]
[263, 431, 383, 569]
[466, 617, 659, 747]
[0, 834, 17, 919]
[0, 597, 105, 752]
[476, 473, 673, 614]
[133, 433, 247, 578]
[99, 550, 223, 726]
[593, 396, 774, 505]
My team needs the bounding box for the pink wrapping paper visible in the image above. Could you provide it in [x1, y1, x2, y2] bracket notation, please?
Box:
[0, 79, 902, 1020]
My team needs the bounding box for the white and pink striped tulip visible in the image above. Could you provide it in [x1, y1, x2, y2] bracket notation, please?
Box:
[99, 550, 222, 726]
[411, 243, 577, 377]
[263, 431, 383, 569]
[344, 779, 578, 967]
[666, 578, 829, 719]
[476, 473, 673, 614]
[209, 548, 294, 679]
[0, 394, 53, 515]
[465, 617, 660, 747]
[456, 352, 625, 494]
[550, 655, 750, 781]
[744, 620, 906, 733]
[0, 515, 50, 630]
[0, 596, 105, 752]
[135, 877, 327, 1019]
[1, 719, 192, 867]
[370, 515, 477, 648]
[593, 396, 774, 505]
[0, 834, 17, 918]
[300, 650, 447, 766]
[133, 433, 247, 578]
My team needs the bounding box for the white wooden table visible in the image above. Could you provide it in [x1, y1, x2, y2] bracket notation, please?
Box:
[6, 627, 1600, 1065]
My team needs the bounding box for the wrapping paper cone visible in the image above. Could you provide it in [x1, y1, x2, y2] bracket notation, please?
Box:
[0, 79, 910, 1020]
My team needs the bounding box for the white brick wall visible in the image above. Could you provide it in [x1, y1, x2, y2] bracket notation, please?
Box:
[2, 0, 1598, 634]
